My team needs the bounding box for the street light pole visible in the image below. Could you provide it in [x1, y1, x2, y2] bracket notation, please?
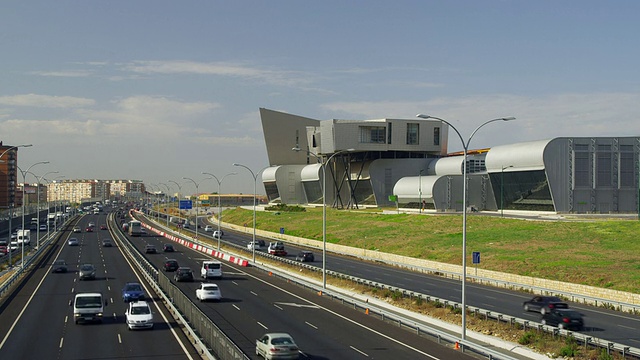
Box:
[292, 147, 354, 289]
[501, 165, 513, 217]
[18, 161, 49, 269]
[168, 180, 183, 220]
[34, 171, 58, 249]
[182, 177, 202, 241]
[0, 144, 32, 268]
[417, 114, 514, 345]
[232, 163, 261, 263]
[419, 169, 424, 213]
[202, 172, 237, 250]
[159, 183, 171, 227]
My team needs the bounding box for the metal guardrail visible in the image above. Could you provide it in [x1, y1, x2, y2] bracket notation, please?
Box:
[0, 218, 73, 299]
[110, 213, 247, 360]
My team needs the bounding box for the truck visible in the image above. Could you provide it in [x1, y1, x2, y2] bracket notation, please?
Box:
[73, 292, 107, 324]
[128, 220, 142, 237]
[17, 230, 30, 245]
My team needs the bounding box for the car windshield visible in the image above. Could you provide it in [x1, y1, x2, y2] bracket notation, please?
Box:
[203, 285, 218, 291]
[81, 265, 94, 271]
[54, 260, 66, 265]
[271, 337, 294, 345]
[130, 305, 150, 315]
[125, 284, 142, 291]
[75, 296, 102, 308]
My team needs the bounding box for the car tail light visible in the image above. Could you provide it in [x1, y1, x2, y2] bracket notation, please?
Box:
[549, 304, 555, 309]
[562, 317, 570, 323]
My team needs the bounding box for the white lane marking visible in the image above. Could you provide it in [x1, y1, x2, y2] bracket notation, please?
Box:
[617, 324, 635, 330]
[250, 291, 258, 296]
[118, 334, 122, 344]
[59, 338, 64, 349]
[257, 322, 268, 330]
[350, 345, 369, 357]
[305, 321, 318, 329]
[275, 302, 319, 309]
[273, 304, 283, 311]
[232, 304, 241, 311]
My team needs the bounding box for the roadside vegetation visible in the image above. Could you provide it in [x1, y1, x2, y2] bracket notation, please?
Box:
[222, 207, 640, 293]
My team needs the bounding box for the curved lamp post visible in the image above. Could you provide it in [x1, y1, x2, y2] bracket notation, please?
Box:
[50, 176, 65, 233]
[159, 182, 171, 226]
[292, 147, 354, 289]
[182, 177, 204, 241]
[168, 180, 183, 220]
[202, 172, 237, 250]
[501, 165, 514, 217]
[417, 113, 514, 345]
[33, 170, 58, 249]
[232, 163, 262, 263]
[0, 144, 32, 268]
[19, 161, 49, 268]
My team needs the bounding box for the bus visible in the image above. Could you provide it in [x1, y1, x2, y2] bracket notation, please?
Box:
[128, 220, 142, 237]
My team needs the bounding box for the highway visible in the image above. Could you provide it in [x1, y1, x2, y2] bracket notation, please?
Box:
[129, 213, 477, 359]
[179, 213, 640, 349]
[0, 213, 198, 359]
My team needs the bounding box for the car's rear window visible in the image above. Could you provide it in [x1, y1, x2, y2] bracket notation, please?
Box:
[272, 337, 294, 345]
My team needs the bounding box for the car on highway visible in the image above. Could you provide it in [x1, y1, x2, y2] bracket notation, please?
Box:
[52, 259, 68, 273]
[295, 251, 314, 262]
[201, 260, 222, 279]
[195, 283, 222, 302]
[163, 259, 179, 272]
[88, 222, 95, 227]
[256, 333, 299, 360]
[212, 230, 223, 238]
[124, 300, 154, 330]
[204, 225, 214, 232]
[267, 242, 287, 256]
[523, 296, 569, 314]
[541, 309, 584, 330]
[0, 240, 8, 255]
[174, 267, 194, 282]
[85, 226, 94, 232]
[102, 239, 113, 247]
[72, 226, 81, 233]
[163, 244, 175, 252]
[68, 238, 79, 246]
[39, 224, 47, 231]
[247, 240, 265, 250]
[100, 224, 107, 230]
[144, 244, 157, 254]
[122, 282, 145, 302]
[79, 264, 96, 280]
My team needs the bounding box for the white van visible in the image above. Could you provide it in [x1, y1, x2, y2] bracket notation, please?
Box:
[201, 260, 222, 279]
[73, 292, 107, 324]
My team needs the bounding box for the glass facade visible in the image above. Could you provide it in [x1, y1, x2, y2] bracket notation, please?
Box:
[490, 170, 554, 211]
[351, 179, 376, 205]
[406, 123, 419, 145]
[264, 181, 280, 203]
[302, 180, 323, 204]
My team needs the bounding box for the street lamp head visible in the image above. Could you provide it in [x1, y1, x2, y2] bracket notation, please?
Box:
[292, 147, 301, 152]
[416, 114, 431, 119]
[501, 116, 516, 121]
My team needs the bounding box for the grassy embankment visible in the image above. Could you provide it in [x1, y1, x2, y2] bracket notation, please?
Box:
[222, 207, 640, 294]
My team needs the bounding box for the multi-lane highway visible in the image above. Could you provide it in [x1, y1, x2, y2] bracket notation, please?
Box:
[181, 214, 640, 349]
[0, 213, 198, 359]
[129, 213, 477, 359]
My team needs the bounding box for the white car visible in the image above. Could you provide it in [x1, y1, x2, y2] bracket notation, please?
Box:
[204, 225, 214, 232]
[68, 238, 79, 246]
[256, 333, 299, 359]
[195, 283, 222, 302]
[247, 241, 263, 250]
[125, 301, 154, 330]
[212, 230, 223, 238]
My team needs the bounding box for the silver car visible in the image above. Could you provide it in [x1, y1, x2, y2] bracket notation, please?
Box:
[79, 264, 96, 280]
[256, 333, 299, 359]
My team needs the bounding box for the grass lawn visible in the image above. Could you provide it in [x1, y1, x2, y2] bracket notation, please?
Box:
[222, 207, 640, 294]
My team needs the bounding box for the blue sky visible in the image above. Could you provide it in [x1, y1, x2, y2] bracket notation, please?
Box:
[2, 1, 640, 195]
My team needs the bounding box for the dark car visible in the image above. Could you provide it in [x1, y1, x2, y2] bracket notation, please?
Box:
[164, 259, 179, 272]
[52, 259, 68, 273]
[163, 244, 175, 252]
[541, 309, 584, 330]
[85, 227, 94, 232]
[79, 264, 96, 280]
[523, 296, 568, 314]
[102, 239, 113, 247]
[100, 224, 107, 230]
[295, 251, 315, 262]
[145, 244, 157, 254]
[174, 267, 194, 282]
[122, 282, 145, 302]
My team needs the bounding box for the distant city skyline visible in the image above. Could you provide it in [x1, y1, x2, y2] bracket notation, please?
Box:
[2, 1, 640, 195]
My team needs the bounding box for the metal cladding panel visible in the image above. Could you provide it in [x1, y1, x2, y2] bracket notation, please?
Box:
[432, 157, 463, 175]
[300, 164, 322, 181]
[393, 175, 439, 199]
[485, 139, 551, 172]
[262, 166, 279, 182]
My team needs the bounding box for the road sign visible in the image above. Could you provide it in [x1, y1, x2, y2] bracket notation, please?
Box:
[200, 200, 210, 207]
[179, 200, 193, 210]
[472, 251, 480, 264]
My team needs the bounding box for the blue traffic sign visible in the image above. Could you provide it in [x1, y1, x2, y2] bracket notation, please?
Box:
[472, 251, 480, 264]
[179, 200, 193, 209]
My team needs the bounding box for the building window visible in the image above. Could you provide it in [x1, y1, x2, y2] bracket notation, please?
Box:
[359, 126, 386, 144]
[387, 123, 392, 144]
[596, 151, 612, 187]
[406, 123, 419, 145]
[434, 127, 440, 146]
[574, 151, 590, 187]
[620, 151, 635, 187]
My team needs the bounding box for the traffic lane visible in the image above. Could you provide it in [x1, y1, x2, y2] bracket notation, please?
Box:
[135, 233, 475, 360]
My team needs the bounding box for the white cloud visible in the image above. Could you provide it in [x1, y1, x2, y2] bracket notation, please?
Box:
[30, 70, 93, 77]
[0, 94, 95, 108]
